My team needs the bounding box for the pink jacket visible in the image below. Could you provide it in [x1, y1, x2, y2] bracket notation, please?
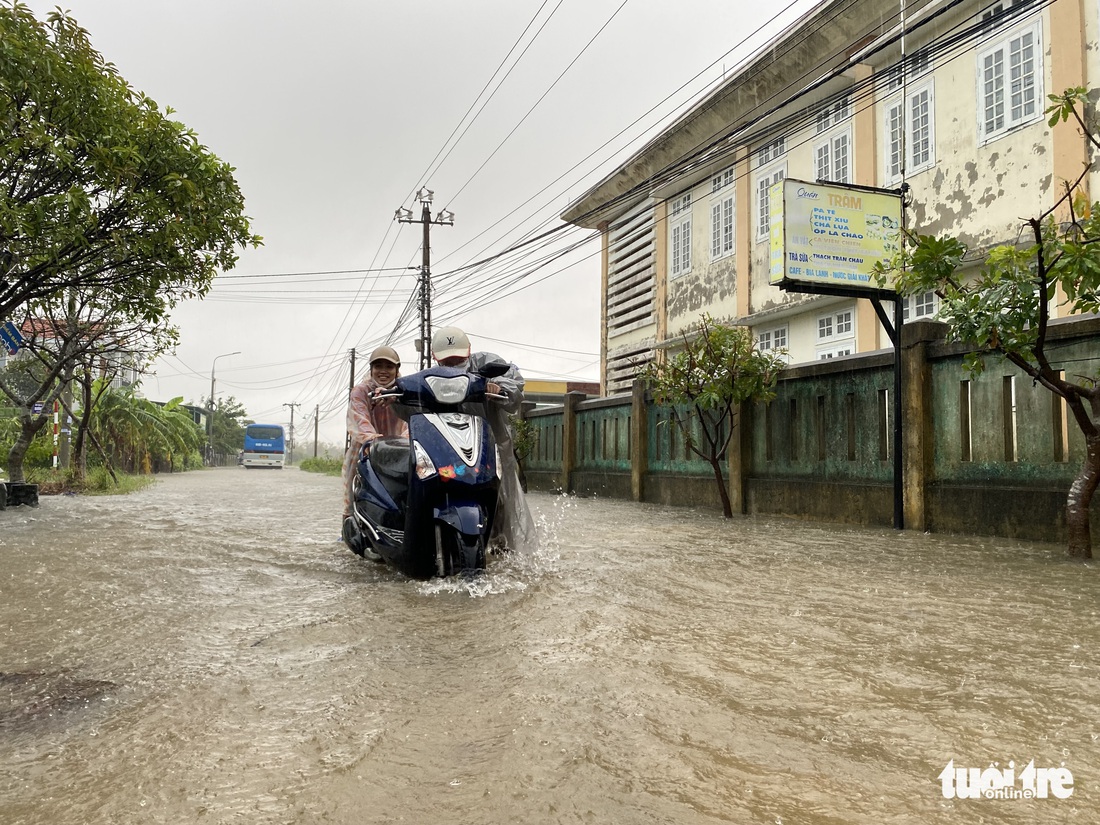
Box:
[346, 377, 409, 449]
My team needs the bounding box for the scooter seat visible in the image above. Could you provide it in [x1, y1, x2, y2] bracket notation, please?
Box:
[370, 437, 411, 480]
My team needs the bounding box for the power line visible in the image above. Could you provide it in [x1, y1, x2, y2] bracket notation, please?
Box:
[445, 0, 633, 209]
[257, 0, 1010, 426]
[215, 267, 416, 280]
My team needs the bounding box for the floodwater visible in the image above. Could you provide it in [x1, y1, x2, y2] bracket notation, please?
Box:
[0, 467, 1097, 825]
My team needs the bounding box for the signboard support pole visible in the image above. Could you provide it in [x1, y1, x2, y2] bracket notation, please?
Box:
[872, 296, 904, 531]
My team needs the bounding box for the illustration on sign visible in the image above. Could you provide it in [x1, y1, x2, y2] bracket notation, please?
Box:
[769, 179, 903, 291]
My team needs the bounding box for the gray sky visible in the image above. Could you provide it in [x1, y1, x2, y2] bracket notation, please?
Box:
[25, 0, 815, 446]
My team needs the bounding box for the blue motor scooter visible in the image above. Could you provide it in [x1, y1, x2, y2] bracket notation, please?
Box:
[341, 361, 509, 578]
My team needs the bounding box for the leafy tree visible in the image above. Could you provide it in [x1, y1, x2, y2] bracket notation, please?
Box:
[88, 382, 203, 476]
[204, 394, 250, 458]
[0, 288, 179, 481]
[640, 315, 786, 518]
[0, 311, 77, 482]
[0, 405, 52, 473]
[875, 88, 1100, 559]
[0, 5, 260, 323]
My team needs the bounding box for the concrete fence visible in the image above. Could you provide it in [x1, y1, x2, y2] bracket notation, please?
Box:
[522, 317, 1100, 543]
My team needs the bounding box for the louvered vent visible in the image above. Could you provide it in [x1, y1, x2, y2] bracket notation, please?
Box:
[606, 202, 656, 338]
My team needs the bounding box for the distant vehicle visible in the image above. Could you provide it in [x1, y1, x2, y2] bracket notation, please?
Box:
[241, 424, 286, 469]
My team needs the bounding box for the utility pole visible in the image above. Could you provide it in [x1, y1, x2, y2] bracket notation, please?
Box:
[313, 404, 319, 458]
[345, 347, 356, 452]
[395, 188, 454, 369]
[283, 402, 301, 465]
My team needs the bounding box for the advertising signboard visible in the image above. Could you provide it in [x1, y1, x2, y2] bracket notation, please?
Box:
[769, 179, 903, 291]
[1, 319, 24, 355]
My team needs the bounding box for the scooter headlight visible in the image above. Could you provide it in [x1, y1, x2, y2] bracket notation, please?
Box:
[412, 440, 437, 480]
[424, 374, 470, 404]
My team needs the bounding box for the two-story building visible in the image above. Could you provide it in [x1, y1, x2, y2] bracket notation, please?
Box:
[562, 0, 1094, 394]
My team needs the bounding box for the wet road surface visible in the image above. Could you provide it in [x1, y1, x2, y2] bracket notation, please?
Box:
[1, 466, 1097, 824]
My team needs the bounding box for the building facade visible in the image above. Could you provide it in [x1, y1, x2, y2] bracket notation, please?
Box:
[562, 0, 1094, 394]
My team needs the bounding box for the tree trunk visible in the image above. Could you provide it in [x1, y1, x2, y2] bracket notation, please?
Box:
[64, 382, 93, 483]
[709, 455, 733, 519]
[1066, 435, 1100, 559]
[83, 426, 119, 485]
[6, 414, 48, 484]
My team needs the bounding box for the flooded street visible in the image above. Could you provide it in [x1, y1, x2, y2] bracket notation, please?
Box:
[1, 467, 1097, 824]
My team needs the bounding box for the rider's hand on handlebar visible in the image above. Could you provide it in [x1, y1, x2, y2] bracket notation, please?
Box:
[486, 381, 510, 402]
[372, 387, 398, 406]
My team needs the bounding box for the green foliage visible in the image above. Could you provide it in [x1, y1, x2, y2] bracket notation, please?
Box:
[299, 456, 342, 476]
[511, 416, 538, 461]
[639, 315, 785, 517]
[0, 409, 53, 470]
[1046, 86, 1090, 128]
[207, 395, 250, 456]
[640, 315, 785, 411]
[0, 4, 261, 322]
[27, 465, 156, 495]
[89, 382, 204, 472]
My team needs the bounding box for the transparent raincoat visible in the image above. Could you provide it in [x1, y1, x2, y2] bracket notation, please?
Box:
[465, 351, 539, 554]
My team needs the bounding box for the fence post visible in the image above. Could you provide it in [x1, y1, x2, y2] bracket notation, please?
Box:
[902, 321, 941, 530]
[727, 400, 752, 515]
[631, 378, 648, 502]
[562, 391, 584, 494]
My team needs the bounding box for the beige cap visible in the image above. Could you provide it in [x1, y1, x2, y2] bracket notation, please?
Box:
[431, 326, 470, 361]
[368, 345, 400, 366]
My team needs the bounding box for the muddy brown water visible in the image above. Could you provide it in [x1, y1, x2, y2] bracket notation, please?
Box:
[0, 467, 1097, 824]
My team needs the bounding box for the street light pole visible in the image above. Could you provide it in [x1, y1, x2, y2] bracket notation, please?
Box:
[208, 350, 241, 464]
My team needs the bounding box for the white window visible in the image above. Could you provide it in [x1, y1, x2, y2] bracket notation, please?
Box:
[755, 165, 786, 242]
[711, 167, 735, 194]
[836, 311, 852, 336]
[901, 290, 939, 321]
[981, 0, 1030, 32]
[669, 193, 692, 278]
[815, 129, 851, 184]
[816, 96, 850, 133]
[710, 195, 734, 260]
[817, 310, 852, 340]
[884, 80, 935, 182]
[818, 345, 854, 360]
[757, 325, 788, 352]
[879, 52, 931, 92]
[756, 137, 786, 165]
[709, 168, 735, 261]
[816, 307, 855, 360]
[977, 20, 1042, 143]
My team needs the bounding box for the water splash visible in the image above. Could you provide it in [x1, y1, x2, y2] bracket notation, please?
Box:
[414, 493, 568, 597]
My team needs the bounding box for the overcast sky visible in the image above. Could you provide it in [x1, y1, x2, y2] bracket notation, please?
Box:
[24, 0, 816, 447]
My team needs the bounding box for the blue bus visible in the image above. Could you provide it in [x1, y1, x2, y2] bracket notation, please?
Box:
[241, 424, 286, 469]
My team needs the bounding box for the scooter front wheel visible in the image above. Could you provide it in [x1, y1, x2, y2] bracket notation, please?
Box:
[434, 525, 486, 577]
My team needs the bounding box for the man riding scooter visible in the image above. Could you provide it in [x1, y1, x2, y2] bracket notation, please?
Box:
[430, 326, 538, 555]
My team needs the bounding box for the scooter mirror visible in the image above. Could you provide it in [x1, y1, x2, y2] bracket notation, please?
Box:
[476, 358, 511, 379]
